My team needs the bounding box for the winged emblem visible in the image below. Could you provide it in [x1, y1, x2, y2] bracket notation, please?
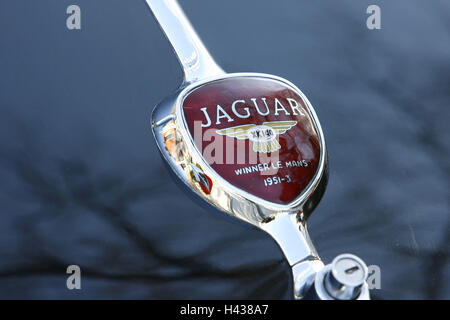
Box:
[216, 121, 297, 153]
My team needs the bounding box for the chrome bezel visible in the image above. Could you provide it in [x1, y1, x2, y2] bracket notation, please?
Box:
[152, 72, 326, 226]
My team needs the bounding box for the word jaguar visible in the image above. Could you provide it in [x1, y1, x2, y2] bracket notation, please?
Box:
[199, 97, 304, 128]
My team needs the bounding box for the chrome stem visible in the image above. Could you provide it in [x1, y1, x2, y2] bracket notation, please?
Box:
[260, 213, 319, 266]
[144, 0, 225, 84]
[260, 213, 324, 299]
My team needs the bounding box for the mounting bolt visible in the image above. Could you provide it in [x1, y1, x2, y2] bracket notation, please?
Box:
[314, 253, 370, 300]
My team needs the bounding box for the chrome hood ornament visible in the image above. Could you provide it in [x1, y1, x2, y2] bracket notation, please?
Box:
[145, 0, 370, 300]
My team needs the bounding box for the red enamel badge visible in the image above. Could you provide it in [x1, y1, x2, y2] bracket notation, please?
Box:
[182, 77, 320, 204]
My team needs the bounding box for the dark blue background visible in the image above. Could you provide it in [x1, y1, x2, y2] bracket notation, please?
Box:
[0, 0, 449, 299]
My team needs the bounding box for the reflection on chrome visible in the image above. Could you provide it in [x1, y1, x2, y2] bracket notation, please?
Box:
[146, 0, 371, 299]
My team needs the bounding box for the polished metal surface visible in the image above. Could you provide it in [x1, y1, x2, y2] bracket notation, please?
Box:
[260, 212, 324, 299]
[145, 0, 225, 83]
[326, 254, 368, 298]
[151, 72, 328, 226]
[146, 0, 367, 300]
[292, 259, 325, 299]
[315, 254, 370, 300]
[151, 74, 328, 290]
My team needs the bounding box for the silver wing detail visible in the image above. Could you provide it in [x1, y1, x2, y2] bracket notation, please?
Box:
[216, 124, 256, 139]
[263, 121, 297, 135]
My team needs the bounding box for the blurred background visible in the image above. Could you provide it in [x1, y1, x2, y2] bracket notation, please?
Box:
[0, 0, 449, 299]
